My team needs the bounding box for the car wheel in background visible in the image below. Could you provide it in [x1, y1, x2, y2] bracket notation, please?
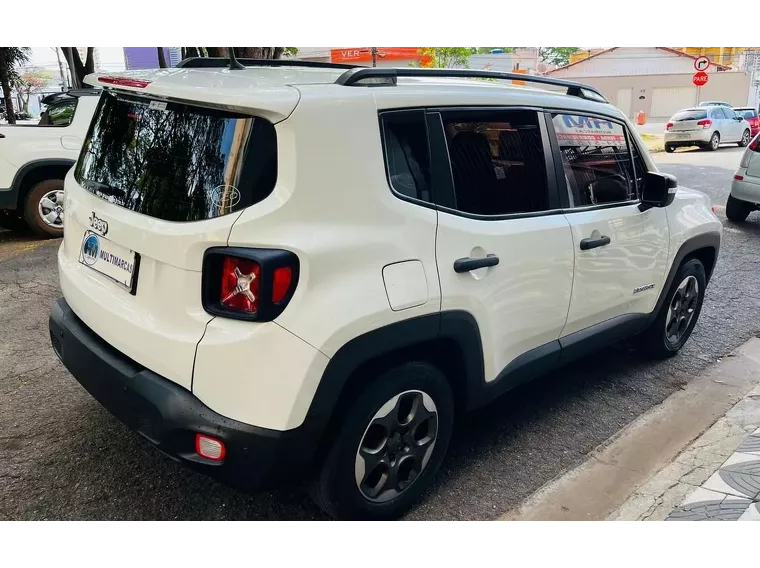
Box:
[23, 179, 64, 238]
[726, 194, 753, 222]
[707, 132, 720, 151]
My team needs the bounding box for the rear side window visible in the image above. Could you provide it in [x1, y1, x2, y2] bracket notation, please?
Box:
[75, 92, 277, 222]
[711, 107, 727, 119]
[672, 110, 707, 121]
[381, 111, 431, 202]
[47, 100, 76, 126]
[552, 114, 637, 207]
[723, 107, 737, 119]
[736, 109, 758, 119]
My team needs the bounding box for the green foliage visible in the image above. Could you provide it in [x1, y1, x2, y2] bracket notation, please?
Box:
[418, 47, 471, 68]
[283, 47, 298, 57]
[538, 47, 580, 67]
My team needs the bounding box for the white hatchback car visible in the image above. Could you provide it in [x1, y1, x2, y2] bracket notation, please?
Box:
[727, 133, 760, 221]
[49, 57, 722, 520]
[665, 106, 751, 153]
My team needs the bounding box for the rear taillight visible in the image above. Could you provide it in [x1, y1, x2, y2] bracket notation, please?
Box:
[735, 174, 744, 181]
[697, 119, 712, 129]
[750, 137, 759, 151]
[202, 248, 299, 321]
[666, 122, 674, 131]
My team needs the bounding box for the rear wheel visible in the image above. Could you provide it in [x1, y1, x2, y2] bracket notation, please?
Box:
[739, 129, 751, 147]
[707, 132, 720, 151]
[310, 362, 454, 520]
[665, 144, 675, 153]
[23, 179, 64, 238]
[641, 258, 706, 359]
[726, 194, 753, 222]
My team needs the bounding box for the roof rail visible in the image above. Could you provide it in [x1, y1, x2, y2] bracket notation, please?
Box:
[334, 68, 608, 103]
[176, 57, 364, 70]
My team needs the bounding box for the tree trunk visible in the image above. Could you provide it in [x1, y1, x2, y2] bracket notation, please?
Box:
[183, 47, 200, 59]
[273, 47, 284, 60]
[234, 48, 276, 59]
[0, 48, 16, 124]
[157, 47, 168, 68]
[206, 47, 223, 58]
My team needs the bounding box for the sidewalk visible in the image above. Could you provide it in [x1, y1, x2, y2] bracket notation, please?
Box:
[634, 122, 666, 153]
[612, 383, 760, 521]
[501, 338, 760, 521]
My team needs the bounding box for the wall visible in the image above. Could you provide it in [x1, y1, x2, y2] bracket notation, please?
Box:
[552, 47, 723, 78]
[559, 72, 751, 119]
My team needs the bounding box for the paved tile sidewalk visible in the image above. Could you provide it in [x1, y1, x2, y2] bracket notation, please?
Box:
[665, 428, 760, 521]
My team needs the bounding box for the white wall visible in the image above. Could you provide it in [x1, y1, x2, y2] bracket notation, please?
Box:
[552, 47, 718, 78]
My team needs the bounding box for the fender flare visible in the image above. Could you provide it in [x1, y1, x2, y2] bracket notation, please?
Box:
[303, 311, 486, 444]
[9, 159, 76, 207]
[649, 231, 721, 325]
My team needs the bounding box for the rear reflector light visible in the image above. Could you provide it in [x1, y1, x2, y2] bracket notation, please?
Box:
[202, 248, 300, 322]
[697, 119, 712, 129]
[666, 122, 673, 131]
[98, 76, 151, 88]
[735, 174, 744, 181]
[195, 434, 226, 461]
[750, 138, 759, 151]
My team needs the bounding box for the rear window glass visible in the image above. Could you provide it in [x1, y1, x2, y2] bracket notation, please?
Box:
[75, 92, 277, 222]
[736, 109, 757, 119]
[671, 110, 707, 121]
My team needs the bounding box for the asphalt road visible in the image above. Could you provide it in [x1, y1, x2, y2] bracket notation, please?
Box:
[1, 146, 758, 520]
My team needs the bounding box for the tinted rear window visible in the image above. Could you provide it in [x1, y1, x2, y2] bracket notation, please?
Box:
[736, 109, 757, 119]
[671, 110, 707, 121]
[75, 92, 277, 222]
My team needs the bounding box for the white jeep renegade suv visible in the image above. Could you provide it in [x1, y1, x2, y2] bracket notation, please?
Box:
[48, 58, 721, 520]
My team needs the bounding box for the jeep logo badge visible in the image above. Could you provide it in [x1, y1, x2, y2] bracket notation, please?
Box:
[89, 212, 108, 236]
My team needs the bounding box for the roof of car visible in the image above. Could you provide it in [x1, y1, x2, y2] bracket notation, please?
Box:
[83, 64, 623, 122]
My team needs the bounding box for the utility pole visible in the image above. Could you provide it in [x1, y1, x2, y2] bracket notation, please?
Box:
[52, 47, 69, 91]
[372, 47, 377, 68]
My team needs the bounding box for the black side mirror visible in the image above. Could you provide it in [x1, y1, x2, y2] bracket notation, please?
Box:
[735, 116, 743, 121]
[640, 172, 676, 211]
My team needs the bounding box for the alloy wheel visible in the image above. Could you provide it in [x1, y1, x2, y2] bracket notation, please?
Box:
[37, 189, 64, 229]
[665, 275, 699, 345]
[354, 390, 438, 503]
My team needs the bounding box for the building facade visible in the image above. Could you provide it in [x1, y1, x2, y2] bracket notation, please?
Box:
[550, 47, 751, 119]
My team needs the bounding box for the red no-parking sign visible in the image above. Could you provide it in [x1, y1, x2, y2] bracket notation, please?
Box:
[693, 71, 709, 87]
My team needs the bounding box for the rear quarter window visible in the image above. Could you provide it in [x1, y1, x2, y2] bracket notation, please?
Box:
[75, 92, 277, 222]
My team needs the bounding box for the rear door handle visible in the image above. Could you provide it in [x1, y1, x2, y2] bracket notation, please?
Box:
[0, 133, 5, 138]
[454, 254, 499, 273]
[579, 235, 611, 250]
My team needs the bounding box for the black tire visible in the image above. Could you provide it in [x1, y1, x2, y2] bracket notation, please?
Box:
[665, 144, 675, 153]
[707, 132, 720, 151]
[739, 129, 751, 147]
[641, 258, 706, 359]
[310, 361, 454, 520]
[23, 179, 64, 238]
[725, 194, 753, 222]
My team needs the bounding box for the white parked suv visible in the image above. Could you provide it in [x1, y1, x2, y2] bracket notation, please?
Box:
[48, 58, 722, 520]
[0, 89, 99, 236]
[727, 132, 760, 221]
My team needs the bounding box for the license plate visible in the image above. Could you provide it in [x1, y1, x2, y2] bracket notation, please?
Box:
[79, 230, 138, 293]
[676, 133, 690, 140]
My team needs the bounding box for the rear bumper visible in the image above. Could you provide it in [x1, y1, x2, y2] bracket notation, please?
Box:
[664, 130, 711, 145]
[731, 176, 760, 205]
[49, 298, 323, 489]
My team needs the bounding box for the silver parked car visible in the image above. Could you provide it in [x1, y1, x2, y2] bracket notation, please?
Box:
[665, 106, 751, 152]
[727, 132, 760, 221]
[698, 100, 733, 108]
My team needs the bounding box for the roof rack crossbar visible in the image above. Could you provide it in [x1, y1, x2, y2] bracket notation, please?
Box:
[176, 57, 365, 70]
[334, 68, 608, 103]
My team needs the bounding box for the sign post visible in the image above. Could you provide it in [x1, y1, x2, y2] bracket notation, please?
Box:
[693, 57, 710, 105]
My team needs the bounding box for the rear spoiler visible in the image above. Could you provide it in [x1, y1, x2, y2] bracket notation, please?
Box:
[40, 88, 101, 106]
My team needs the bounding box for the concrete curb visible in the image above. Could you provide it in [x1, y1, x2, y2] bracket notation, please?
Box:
[499, 338, 760, 521]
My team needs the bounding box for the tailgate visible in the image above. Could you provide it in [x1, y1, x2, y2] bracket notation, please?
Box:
[58, 89, 280, 389]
